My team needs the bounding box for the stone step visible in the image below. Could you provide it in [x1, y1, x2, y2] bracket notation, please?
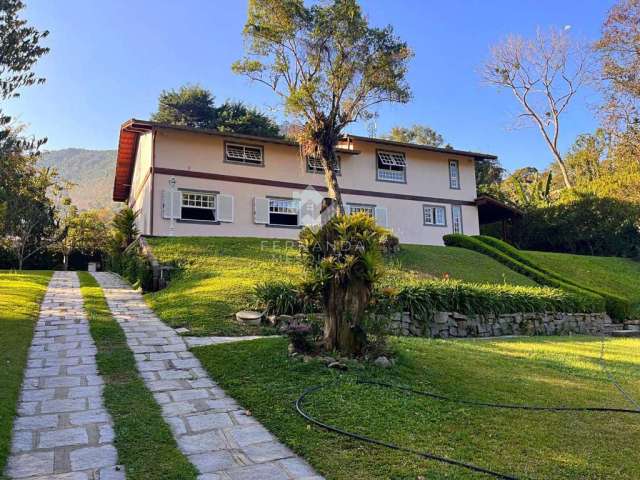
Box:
[624, 324, 640, 331]
[611, 329, 640, 338]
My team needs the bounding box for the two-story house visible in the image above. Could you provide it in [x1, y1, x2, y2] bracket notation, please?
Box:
[112, 119, 499, 245]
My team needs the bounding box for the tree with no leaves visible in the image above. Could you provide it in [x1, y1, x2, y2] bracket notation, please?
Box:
[233, 0, 412, 214]
[483, 28, 591, 189]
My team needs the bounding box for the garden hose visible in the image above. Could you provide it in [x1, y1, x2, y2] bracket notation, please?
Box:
[295, 334, 640, 480]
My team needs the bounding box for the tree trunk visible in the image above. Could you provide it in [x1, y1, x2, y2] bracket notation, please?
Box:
[319, 140, 345, 215]
[323, 278, 369, 356]
[63, 253, 69, 271]
[554, 153, 573, 189]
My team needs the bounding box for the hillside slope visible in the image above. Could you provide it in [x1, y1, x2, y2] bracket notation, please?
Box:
[40, 148, 117, 211]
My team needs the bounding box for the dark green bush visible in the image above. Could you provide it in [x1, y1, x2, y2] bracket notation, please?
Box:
[443, 234, 628, 320]
[509, 194, 640, 258]
[254, 280, 321, 316]
[107, 249, 153, 292]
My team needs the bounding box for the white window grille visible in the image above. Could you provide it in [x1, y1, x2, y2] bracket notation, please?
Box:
[449, 160, 460, 189]
[306, 156, 341, 174]
[452, 205, 463, 233]
[347, 204, 375, 216]
[181, 191, 216, 221]
[423, 205, 446, 226]
[268, 198, 300, 226]
[377, 150, 406, 182]
[225, 143, 263, 165]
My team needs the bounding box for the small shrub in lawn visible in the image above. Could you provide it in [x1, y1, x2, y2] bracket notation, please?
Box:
[286, 324, 316, 354]
[254, 280, 321, 316]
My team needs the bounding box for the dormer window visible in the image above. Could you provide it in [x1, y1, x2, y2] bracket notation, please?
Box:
[225, 142, 264, 166]
[377, 150, 406, 183]
[307, 156, 341, 175]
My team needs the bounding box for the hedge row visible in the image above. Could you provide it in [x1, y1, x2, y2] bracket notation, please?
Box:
[254, 278, 604, 320]
[443, 234, 628, 320]
[376, 280, 604, 320]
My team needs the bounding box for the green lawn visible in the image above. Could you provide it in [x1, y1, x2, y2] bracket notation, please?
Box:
[145, 237, 534, 336]
[0, 270, 51, 479]
[524, 250, 640, 318]
[78, 272, 197, 480]
[193, 336, 640, 480]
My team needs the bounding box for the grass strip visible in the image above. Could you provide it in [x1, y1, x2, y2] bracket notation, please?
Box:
[0, 270, 52, 480]
[78, 272, 197, 480]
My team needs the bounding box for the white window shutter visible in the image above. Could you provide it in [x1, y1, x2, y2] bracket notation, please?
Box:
[375, 207, 388, 227]
[162, 190, 171, 219]
[217, 194, 234, 223]
[162, 190, 181, 219]
[254, 197, 270, 224]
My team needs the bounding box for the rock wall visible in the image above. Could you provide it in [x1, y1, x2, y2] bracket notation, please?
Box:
[389, 311, 613, 338]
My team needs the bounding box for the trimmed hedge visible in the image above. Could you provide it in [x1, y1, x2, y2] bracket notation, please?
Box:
[443, 234, 628, 320]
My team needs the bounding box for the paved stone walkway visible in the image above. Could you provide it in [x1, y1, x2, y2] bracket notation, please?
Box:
[6, 272, 122, 480]
[92, 272, 322, 480]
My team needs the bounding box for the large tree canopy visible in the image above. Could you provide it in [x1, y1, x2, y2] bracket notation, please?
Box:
[150, 84, 281, 137]
[383, 124, 445, 147]
[234, 0, 412, 214]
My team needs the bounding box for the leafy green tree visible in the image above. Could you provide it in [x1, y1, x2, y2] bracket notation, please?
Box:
[0, 0, 49, 119]
[53, 203, 109, 270]
[215, 100, 281, 137]
[234, 0, 412, 215]
[501, 167, 553, 209]
[150, 84, 281, 137]
[151, 85, 217, 129]
[234, 0, 412, 354]
[111, 207, 139, 250]
[383, 124, 444, 147]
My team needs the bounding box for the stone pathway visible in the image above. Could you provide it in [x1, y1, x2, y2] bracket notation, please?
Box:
[6, 272, 122, 480]
[92, 272, 322, 480]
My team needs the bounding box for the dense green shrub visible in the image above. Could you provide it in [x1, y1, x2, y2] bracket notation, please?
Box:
[252, 277, 604, 323]
[509, 194, 640, 258]
[254, 281, 321, 315]
[107, 249, 153, 292]
[374, 280, 604, 321]
[444, 234, 628, 320]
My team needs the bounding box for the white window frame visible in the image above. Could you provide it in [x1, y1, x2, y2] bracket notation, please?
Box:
[268, 198, 300, 226]
[377, 150, 406, 183]
[225, 142, 264, 166]
[180, 190, 217, 222]
[451, 205, 463, 233]
[347, 203, 375, 216]
[449, 159, 460, 189]
[423, 205, 447, 227]
[306, 156, 341, 175]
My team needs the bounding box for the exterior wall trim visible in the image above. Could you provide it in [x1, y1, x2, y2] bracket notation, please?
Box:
[153, 167, 476, 206]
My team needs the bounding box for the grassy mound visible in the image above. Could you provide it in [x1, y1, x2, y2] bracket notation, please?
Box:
[144, 237, 535, 336]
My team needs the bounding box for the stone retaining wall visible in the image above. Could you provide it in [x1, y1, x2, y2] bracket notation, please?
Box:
[389, 311, 613, 338]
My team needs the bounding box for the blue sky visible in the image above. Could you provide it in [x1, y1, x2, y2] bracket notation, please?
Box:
[5, 0, 614, 173]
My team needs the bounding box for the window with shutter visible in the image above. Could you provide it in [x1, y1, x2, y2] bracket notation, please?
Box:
[180, 191, 216, 221]
[268, 198, 300, 226]
[347, 203, 375, 216]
